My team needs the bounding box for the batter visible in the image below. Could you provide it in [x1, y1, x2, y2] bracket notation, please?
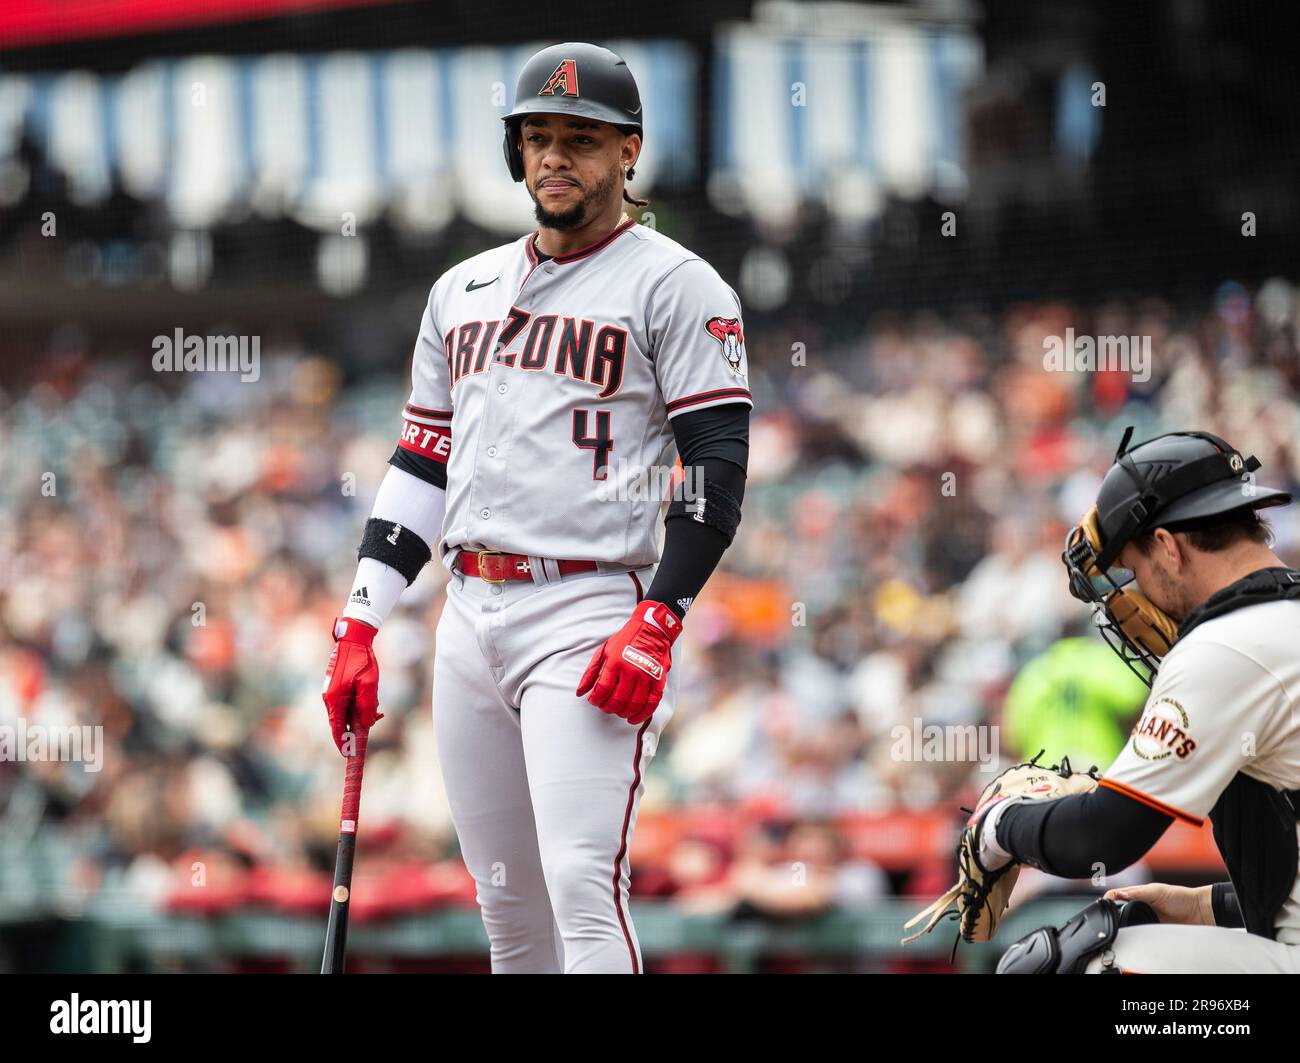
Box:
[320, 42, 751, 973]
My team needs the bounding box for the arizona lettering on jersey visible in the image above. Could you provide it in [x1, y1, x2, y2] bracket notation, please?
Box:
[399, 218, 752, 566]
[443, 310, 628, 397]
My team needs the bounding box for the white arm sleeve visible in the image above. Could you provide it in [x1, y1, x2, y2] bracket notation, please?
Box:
[341, 465, 447, 630]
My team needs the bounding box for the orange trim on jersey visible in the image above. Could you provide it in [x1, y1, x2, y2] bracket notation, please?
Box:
[1098, 778, 1203, 827]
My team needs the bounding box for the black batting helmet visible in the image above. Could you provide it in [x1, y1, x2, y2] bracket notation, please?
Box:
[501, 42, 643, 184]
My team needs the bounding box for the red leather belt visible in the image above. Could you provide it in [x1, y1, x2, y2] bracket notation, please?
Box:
[456, 549, 598, 584]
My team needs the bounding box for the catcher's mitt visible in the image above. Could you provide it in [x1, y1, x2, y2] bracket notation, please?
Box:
[901, 752, 1099, 946]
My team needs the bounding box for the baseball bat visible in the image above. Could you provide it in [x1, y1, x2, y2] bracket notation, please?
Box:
[321, 727, 369, 974]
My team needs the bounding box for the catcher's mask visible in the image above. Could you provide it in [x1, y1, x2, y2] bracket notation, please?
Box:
[1063, 426, 1291, 685]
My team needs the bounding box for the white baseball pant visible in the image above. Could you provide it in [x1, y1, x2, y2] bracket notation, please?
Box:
[432, 557, 676, 974]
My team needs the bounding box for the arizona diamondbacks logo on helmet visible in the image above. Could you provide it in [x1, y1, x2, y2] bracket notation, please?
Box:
[538, 60, 580, 98]
[705, 317, 745, 378]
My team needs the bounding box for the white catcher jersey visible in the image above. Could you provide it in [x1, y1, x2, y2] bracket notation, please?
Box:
[395, 217, 752, 566]
[1100, 599, 1300, 941]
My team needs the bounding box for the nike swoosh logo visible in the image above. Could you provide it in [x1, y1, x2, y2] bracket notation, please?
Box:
[465, 277, 499, 291]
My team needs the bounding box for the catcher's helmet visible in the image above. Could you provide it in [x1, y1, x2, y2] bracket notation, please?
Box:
[1063, 427, 1292, 683]
[1091, 427, 1290, 572]
[501, 42, 643, 183]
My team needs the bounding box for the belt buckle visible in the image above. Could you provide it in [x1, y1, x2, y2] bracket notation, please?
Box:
[477, 549, 507, 584]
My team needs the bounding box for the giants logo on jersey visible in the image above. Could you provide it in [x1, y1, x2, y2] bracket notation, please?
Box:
[1130, 696, 1197, 761]
[445, 306, 626, 398]
[705, 316, 746, 379]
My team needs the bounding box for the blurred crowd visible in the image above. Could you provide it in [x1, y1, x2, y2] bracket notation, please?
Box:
[2, 278, 1300, 943]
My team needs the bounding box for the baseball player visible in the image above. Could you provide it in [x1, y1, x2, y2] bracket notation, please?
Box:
[909, 428, 1300, 973]
[320, 42, 751, 974]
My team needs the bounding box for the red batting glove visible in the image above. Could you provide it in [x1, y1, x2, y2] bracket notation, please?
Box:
[322, 616, 384, 754]
[577, 601, 681, 726]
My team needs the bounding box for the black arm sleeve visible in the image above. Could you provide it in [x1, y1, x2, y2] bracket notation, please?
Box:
[671, 402, 750, 470]
[389, 446, 448, 490]
[644, 404, 749, 619]
[995, 785, 1174, 879]
[1211, 881, 1245, 928]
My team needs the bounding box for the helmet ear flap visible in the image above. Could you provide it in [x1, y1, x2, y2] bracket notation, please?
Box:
[503, 120, 525, 182]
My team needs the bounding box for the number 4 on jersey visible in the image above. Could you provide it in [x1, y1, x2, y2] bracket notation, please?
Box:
[573, 409, 613, 480]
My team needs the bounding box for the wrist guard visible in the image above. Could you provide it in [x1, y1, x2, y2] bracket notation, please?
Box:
[667, 477, 743, 544]
[357, 518, 432, 586]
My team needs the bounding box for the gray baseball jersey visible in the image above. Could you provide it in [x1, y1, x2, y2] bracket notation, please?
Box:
[395, 216, 752, 566]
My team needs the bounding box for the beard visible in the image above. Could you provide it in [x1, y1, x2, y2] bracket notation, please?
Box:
[1147, 556, 1195, 620]
[531, 167, 619, 230]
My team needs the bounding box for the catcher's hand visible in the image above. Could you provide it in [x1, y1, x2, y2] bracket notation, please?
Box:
[901, 752, 1099, 946]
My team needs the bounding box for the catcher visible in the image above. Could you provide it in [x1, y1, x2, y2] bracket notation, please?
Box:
[906, 428, 1300, 973]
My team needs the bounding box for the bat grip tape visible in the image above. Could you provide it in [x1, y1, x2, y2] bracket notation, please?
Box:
[340, 728, 369, 831]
